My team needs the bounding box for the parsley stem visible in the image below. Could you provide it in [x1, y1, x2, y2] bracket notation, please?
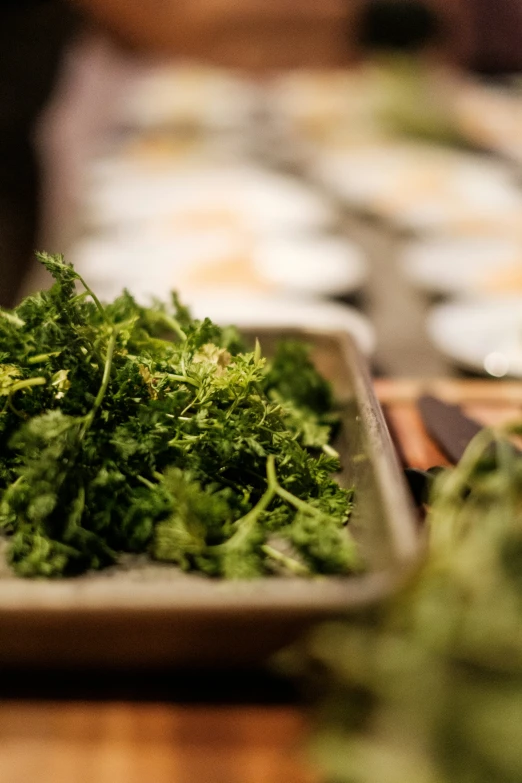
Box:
[92, 330, 118, 413]
[143, 311, 187, 342]
[275, 484, 320, 516]
[158, 313, 187, 342]
[219, 457, 279, 544]
[165, 373, 199, 388]
[9, 377, 47, 394]
[75, 272, 106, 319]
[266, 455, 320, 517]
[0, 309, 25, 327]
[64, 486, 85, 540]
[261, 544, 310, 576]
[80, 328, 118, 437]
[7, 377, 47, 419]
[212, 460, 279, 552]
[266, 454, 278, 490]
[254, 338, 262, 364]
[240, 483, 276, 525]
[27, 352, 61, 365]
[137, 475, 157, 490]
[7, 397, 23, 419]
[210, 481, 276, 554]
[322, 443, 339, 458]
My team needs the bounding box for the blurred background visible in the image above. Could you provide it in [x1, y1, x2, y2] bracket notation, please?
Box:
[2, 0, 522, 378]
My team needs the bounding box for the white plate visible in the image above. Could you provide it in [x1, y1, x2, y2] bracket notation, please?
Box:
[428, 296, 522, 377]
[178, 236, 367, 297]
[313, 143, 522, 233]
[89, 134, 252, 175]
[253, 236, 366, 296]
[456, 82, 522, 164]
[83, 165, 336, 234]
[401, 236, 522, 296]
[71, 232, 240, 279]
[118, 63, 259, 131]
[72, 233, 367, 301]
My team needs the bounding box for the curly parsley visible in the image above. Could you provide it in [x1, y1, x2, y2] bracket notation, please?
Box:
[0, 253, 358, 579]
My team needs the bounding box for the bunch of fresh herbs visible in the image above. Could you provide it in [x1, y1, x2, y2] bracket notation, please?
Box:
[288, 427, 522, 782]
[0, 253, 358, 579]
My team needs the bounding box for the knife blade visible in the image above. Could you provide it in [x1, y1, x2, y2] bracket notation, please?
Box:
[405, 394, 520, 507]
[417, 394, 484, 464]
[403, 394, 485, 507]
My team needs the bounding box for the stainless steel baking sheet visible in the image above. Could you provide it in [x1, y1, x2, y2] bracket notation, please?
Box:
[0, 329, 419, 667]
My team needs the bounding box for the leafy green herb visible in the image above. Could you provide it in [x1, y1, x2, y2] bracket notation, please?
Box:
[289, 426, 522, 783]
[0, 253, 357, 579]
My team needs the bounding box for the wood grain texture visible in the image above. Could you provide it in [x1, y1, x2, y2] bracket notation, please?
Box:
[377, 379, 522, 470]
[383, 402, 451, 470]
[374, 378, 522, 405]
[0, 703, 317, 783]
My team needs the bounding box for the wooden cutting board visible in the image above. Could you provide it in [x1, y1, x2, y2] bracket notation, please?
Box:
[376, 378, 522, 470]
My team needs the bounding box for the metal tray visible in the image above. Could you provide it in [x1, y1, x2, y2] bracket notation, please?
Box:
[0, 329, 419, 668]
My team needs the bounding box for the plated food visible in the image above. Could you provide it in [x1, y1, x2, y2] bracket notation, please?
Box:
[428, 296, 522, 377]
[401, 236, 522, 296]
[82, 163, 337, 235]
[265, 68, 381, 160]
[118, 63, 260, 132]
[456, 80, 522, 165]
[312, 142, 522, 233]
[266, 64, 463, 162]
[71, 232, 368, 302]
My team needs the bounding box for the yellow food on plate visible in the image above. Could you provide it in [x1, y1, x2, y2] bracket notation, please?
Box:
[177, 254, 275, 293]
[167, 208, 243, 232]
[478, 264, 522, 293]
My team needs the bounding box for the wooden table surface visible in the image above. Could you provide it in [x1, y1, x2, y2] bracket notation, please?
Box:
[1, 379, 521, 783]
[1, 702, 316, 783]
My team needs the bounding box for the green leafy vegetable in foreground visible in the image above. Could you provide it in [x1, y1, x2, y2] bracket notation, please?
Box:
[287, 427, 522, 783]
[0, 253, 358, 579]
